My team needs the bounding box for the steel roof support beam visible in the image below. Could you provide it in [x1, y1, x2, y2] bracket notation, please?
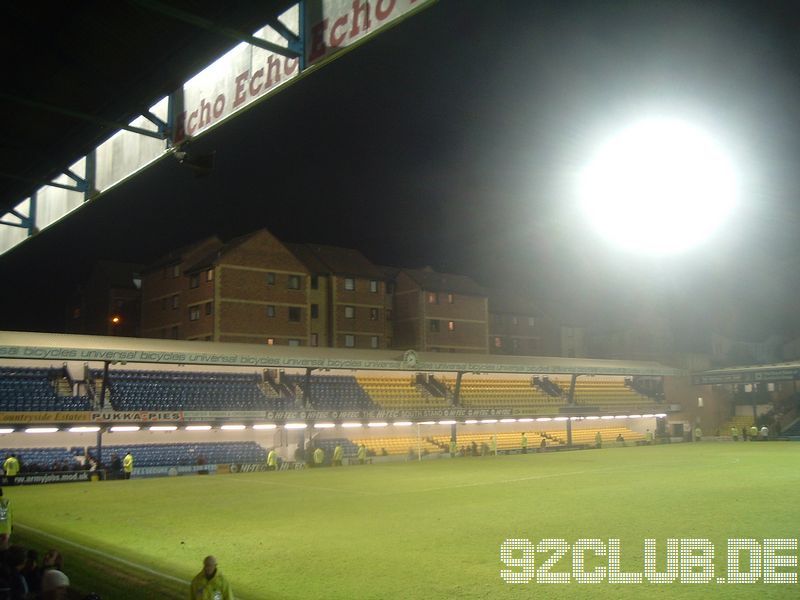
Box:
[133, 0, 302, 59]
[0, 172, 84, 193]
[0, 94, 166, 140]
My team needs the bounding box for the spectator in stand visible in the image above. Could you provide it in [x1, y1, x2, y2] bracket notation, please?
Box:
[470, 441, 478, 456]
[2, 455, 19, 486]
[333, 444, 343, 467]
[110, 453, 122, 480]
[616, 433, 625, 446]
[122, 452, 134, 480]
[38, 549, 63, 588]
[6, 544, 28, 599]
[357, 444, 367, 465]
[21, 549, 38, 594]
[539, 438, 547, 451]
[190, 556, 233, 600]
[40, 569, 70, 600]
[0, 488, 13, 550]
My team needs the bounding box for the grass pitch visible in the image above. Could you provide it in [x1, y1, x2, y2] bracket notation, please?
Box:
[10, 442, 800, 599]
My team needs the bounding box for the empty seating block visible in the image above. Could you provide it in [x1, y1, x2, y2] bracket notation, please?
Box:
[357, 376, 447, 409]
[439, 377, 557, 409]
[88, 441, 267, 467]
[0, 367, 91, 411]
[285, 375, 377, 410]
[92, 369, 289, 412]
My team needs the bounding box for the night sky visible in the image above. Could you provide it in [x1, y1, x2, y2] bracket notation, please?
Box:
[2, 0, 800, 343]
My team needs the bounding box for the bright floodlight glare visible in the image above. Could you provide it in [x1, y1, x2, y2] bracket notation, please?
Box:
[580, 118, 737, 254]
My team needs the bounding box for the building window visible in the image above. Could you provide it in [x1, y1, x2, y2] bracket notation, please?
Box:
[205, 302, 213, 316]
[345, 306, 355, 319]
[171, 325, 179, 339]
[288, 275, 301, 290]
[512, 339, 521, 351]
[189, 306, 200, 321]
[528, 317, 535, 327]
[447, 293, 454, 304]
[345, 334, 355, 348]
[288, 339, 300, 347]
[370, 280, 378, 293]
[512, 316, 519, 326]
[448, 321, 455, 331]
[72, 307, 81, 319]
[311, 304, 319, 319]
[427, 292, 438, 304]
[310, 275, 318, 290]
[189, 274, 199, 289]
[344, 277, 355, 291]
[494, 337, 502, 348]
[386, 309, 393, 321]
[267, 305, 276, 318]
[206, 269, 214, 281]
[267, 338, 274, 345]
[172, 265, 180, 278]
[172, 295, 179, 309]
[430, 320, 440, 332]
[288, 307, 301, 322]
[386, 282, 395, 294]
[266, 272, 276, 285]
[370, 335, 379, 349]
[369, 308, 379, 320]
[311, 333, 319, 347]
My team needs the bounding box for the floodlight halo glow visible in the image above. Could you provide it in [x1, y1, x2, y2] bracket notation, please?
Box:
[580, 118, 737, 255]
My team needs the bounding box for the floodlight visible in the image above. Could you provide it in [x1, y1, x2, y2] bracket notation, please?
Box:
[149, 425, 177, 431]
[517, 418, 534, 423]
[25, 427, 58, 433]
[342, 422, 363, 428]
[69, 426, 100, 433]
[284, 423, 307, 429]
[314, 423, 335, 429]
[481, 419, 498, 424]
[253, 424, 277, 430]
[0, 428, 14, 434]
[109, 426, 140, 432]
[367, 422, 388, 428]
[438, 420, 457, 425]
[580, 118, 737, 254]
[536, 417, 552, 422]
[186, 425, 211, 431]
[418, 421, 436, 425]
[221, 424, 246, 431]
[500, 418, 517, 423]
[392, 422, 413, 427]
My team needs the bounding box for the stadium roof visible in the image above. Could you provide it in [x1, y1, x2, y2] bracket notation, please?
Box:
[692, 361, 800, 385]
[0, 331, 684, 376]
[1, 0, 298, 218]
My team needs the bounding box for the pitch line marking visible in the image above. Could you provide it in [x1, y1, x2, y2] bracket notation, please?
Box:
[15, 523, 191, 586]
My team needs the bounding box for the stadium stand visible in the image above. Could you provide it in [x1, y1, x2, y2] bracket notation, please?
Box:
[0, 366, 91, 411]
[315, 437, 360, 458]
[431, 430, 552, 452]
[0, 447, 78, 471]
[439, 377, 557, 408]
[546, 426, 645, 446]
[91, 369, 289, 411]
[721, 415, 754, 435]
[357, 375, 448, 408]
[551, 377, 659, 409]
[88, 441, 266, 467]
[352, 436, 442, 456]
[284, 374, 377, 410]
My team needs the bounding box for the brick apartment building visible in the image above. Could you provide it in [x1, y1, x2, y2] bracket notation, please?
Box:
[67, 261, 142, 337]
[488, 291, 543, 356]
[135, 228, 552, 356]
[392, 267, 490, 353]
